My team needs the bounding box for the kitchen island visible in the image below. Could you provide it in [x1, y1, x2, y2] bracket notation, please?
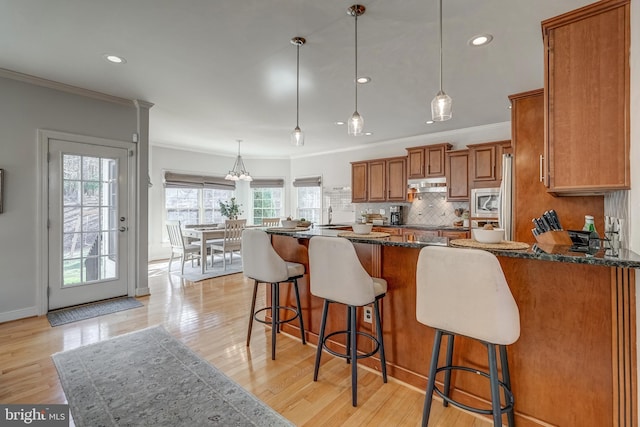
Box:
[265, 227, 638, 427]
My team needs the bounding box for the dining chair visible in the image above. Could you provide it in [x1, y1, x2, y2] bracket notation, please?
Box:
[261, 218, 281, 227]
[210, 219, 246, 270]
[166, 220, 202, 274]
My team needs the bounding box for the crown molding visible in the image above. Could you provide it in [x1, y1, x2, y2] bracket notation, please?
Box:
[0, 67, 135, 107]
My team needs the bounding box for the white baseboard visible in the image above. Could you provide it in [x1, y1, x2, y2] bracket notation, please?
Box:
[135, 287, 150, 297]
[0, 306, 39, 324]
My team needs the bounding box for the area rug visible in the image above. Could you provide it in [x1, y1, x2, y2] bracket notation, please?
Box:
[150, 254, 243, 282]
[52, 326, 293, 427]
[47, 297, 143, 327]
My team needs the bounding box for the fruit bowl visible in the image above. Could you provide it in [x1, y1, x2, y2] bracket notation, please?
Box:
[352, 223, 373, 234]
[472, 228, 505, 244]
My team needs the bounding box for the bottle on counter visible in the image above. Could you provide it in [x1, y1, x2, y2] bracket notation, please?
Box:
[583, 215, 600, 252]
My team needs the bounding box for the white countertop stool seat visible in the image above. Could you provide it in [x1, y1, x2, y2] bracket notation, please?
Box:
[241, 229, 306, 360]
[308, 236, 388, 407]
[416, 246, 520, 427]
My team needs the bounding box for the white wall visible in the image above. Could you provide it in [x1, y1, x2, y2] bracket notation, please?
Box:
[290, 122, 511, 189]
[148, 145, 290, 260]
[0, 76, 141, 322]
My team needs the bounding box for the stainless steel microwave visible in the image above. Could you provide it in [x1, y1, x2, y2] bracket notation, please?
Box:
[470, 187, 500, 218]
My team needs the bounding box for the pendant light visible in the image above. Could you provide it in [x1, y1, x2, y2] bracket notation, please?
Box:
[347, 5, 365, 136]
[290, 37, 306, 146]
[431, 0, 452, 121]
[224, 140, 252, 181]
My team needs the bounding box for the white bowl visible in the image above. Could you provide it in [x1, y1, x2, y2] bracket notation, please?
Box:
[352, 223, 373, 234]
[472, 228, 505, 244]
[281, 220, 298, 229]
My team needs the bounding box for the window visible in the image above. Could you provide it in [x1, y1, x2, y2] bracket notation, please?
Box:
[165, 188, 233, 225]
[293, 176, 321, 224]
[163, 172, 235, 230]
[250, 179, 284, 225]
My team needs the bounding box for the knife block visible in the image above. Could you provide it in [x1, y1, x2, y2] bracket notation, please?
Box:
[534, 230, 572, 246]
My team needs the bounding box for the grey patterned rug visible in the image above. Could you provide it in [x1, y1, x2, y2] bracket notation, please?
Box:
[52, 326, 293, 427]
[47, 297, 143, 327]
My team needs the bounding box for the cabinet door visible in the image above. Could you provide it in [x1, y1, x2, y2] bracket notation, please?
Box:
[439, 230, 469, 239]
[509, 89, 604, 244]
[373, 226, 403, 236]
[446, 150, 469, 201]
[543, 0, 630, 193]
[425, 145, 446, 177]
[367, 160, 386, 202]
[386, 157, 407, 202]
[407, 148, 425, 179]
[351, 162, 368, 203]
[471, 144, 496, 182]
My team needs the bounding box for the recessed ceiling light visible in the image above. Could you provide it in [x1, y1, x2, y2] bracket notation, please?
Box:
[335, 121, 345, 126]
[104, 54, 126, 64]
[357, 76, 371, 84]
[469, 34, 493, 47]
[426, 120, 435, 124]
[364, 132, 373, 136]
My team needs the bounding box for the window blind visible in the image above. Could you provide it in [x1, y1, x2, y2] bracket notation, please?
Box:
[163, 171, 235, 190]
[292, 176, 322, 187]
[250, 178, 285, 188]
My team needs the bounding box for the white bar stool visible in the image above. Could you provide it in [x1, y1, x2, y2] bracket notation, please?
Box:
[308, 236, 387, 407]
[416, 246, 520, 427]
[242, 229, 306, 360]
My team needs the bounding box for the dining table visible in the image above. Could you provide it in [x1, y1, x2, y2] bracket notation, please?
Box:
[182, 225, 226, 274]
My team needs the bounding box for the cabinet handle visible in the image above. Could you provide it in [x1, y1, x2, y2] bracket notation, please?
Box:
[539, 154, 544, 183]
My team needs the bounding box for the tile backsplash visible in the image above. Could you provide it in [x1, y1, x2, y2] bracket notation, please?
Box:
[355, 193, 469, 226]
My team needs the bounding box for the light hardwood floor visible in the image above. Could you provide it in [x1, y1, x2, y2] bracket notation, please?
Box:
[0, 261, 490, 427]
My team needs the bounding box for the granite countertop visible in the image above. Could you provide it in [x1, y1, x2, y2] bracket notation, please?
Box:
[317, 223, 468, 231]
[264, 227, 640, 269]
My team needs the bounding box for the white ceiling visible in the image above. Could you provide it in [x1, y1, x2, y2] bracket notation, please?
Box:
[0, 0, 593, 159]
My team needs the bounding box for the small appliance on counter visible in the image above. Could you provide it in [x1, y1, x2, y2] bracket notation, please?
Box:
[390, 205, 403, 225]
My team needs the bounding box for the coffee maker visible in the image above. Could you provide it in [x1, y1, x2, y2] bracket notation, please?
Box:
[390, 205, 403, 225]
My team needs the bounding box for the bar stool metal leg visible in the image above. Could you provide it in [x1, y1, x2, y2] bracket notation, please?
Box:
[487, 343, 502, 426]
[349, 305, 358, 406]
[246, 280, 259, 347]
[422, 329, 444, 427]
[346, 305, 352, 364]
[292, 279, 306, 345]
[373, 298, 387, 383]
[442, 333, 454, 407]
[500, 345, 514, 427]
[314, 300, 330, 381]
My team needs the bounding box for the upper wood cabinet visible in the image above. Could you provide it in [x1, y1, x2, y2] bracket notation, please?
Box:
[509, 89, 604, 244]
[386, 157, 407, 202]
[467, 140, 511, 188]
[542, 0, 630, 194]
[445, 149, 469, 201]
[351, 157, 407, 203]
[406, 143, 452, 179]
[351, 161, 368, 203]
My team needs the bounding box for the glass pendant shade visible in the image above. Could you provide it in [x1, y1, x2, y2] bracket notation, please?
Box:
[291, 126, 304, 146]
[431, 90, 452, 121]
[348, 111, 364, 136]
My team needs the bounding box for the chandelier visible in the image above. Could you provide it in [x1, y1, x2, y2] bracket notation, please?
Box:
[224, 140, 252, 181]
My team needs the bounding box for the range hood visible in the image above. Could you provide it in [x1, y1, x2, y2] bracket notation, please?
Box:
[407, 177, 447, 193]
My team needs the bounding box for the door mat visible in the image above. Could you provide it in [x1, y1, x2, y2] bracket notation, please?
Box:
[47, 297, 143, 327]
[52, 326, 293, 427]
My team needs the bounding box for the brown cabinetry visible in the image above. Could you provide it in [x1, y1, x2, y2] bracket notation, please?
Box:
[439, 230, 469, 239]
[406, 143, 452, 179]
[468, 140, 511, 188]
[351, 157, 407, 203]
[372, 226, 403, 236]
[351, 161, 368, 203]
[542, 0, 630, 194]
[445, 149, 469, 201]
[509, 89, 604, 243]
